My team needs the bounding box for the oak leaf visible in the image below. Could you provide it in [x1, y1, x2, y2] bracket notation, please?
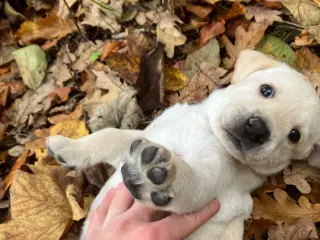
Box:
[222, 21, 269, 68]
[268, 218, 318, 240]
[252, 188, 320, 223]
[50, 120, 89, 139]
[245, 6, 283, 25]
[283, 162, 320, 194]
[16, 15, 76, 45]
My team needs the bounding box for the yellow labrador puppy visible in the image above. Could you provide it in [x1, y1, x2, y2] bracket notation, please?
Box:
[46, 50, 320, 240]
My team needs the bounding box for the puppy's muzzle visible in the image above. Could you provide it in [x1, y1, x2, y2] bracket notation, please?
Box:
[244, 117, 270, 144]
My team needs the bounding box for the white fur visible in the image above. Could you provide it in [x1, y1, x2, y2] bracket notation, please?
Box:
[46, 50, 320, 240]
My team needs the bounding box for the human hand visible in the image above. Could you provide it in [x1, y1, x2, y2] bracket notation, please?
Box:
[86, 183, 220, 240]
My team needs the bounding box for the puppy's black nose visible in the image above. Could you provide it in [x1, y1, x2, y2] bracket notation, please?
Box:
[244, 117, 270, 144]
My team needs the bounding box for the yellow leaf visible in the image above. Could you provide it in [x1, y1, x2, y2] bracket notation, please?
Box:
[0, 168, 73, 240]
[164, 66, 188, 91]
[50, 120, 89, 139]
[16, 15, 76, 45]
[4, 151, 29, 190]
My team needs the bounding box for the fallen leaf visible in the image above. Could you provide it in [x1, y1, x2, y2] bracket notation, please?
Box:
[0, 178, 6, 201]
[256, 34, 298, 69]
[244, 218, 275, 240]
[126, 27, 151, 58]
[50, 120, 89, 139]
[26, 0, 52, 11]
[4, 150, 29, 190]
[106, 53, 140, 85]
[93, 69, 124, 93]
[166, 65, 228, 104]
[220, 1, 246, 21]
[78, 0, 123, 33]
[101, 41, 125, 61]
[0, 122, 5, 143]
[245, 6, 283, 25]
[164, 66, 188, 91]
[88, 87, 143, 132]
[252, 188, 320, 223]
[0, 19, 15, 45]
[297, 48, 320, 95]
[136, 46, 165, 112]
[283, 163, 320, 194]
[0, 83, 9, 106]
[12, 45, 47, 91]
[282, 0, 320, 43]
[48, 87, 71, 104]
[89, 52, 102, 63]
[0, 44, 18, 66]
[156, 11, 187, 58]
[222, 21, 269, 68]
[185, 38, 221, 78]
[268, 218, 319, 240]
[186, 4, 213, 19]
[56, 0, 77, 20]
[16, 15, 76, 45]
[48, 105, 83, 124]
[10, 78, 56, 126]
[0, 166, 73, 240]
[200, 20, 225, 47]
[294, 30, 316, 47]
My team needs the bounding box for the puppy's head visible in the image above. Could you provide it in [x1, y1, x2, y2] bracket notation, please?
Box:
[211, 50, 320, 175]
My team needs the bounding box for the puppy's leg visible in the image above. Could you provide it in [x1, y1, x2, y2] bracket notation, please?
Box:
[46, 128, 144, 168]
[122, 138, 218, 214]
[220, 215, 244, 240]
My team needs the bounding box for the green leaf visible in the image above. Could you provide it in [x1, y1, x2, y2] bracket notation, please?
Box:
[256, 34, 299, 70]
[184, 38, 220, 78]
[12, 44, 47, 91]
[89, 52, 102, 63]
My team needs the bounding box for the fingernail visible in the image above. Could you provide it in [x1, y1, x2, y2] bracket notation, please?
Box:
[211, 199, 220, 209]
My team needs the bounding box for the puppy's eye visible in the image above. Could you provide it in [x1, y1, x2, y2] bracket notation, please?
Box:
[288, 129, 301, 143]
[260, 85, 275, 98]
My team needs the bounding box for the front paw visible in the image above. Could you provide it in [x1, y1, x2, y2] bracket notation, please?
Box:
[121, 139, 176, 207]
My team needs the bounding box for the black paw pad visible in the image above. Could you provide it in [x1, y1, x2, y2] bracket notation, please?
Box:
[121, 163, 142, 200]
[147, 167, 167, 185]
[151, 190, 172, 206]
[130, 139, 142, 155]
[141, 146, 159, 165]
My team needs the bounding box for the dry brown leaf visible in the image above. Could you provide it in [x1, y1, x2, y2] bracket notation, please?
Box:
[0, 166, 73, 240]
[4, 150, 29, 191]
[297, 48, 320, 95]
[186, 4, 213, 19]
[220, 1, 246, 21]
[48, 87, 71, 104]
[0, 122, 5, 143]
[0, 83, 9, 106]
[252, 188, 320, 223]
[244, 218, 275, 240]
[16, 15, 76, 45]
[200, 20, 225, 47]
[166, 65, 228, 104]
[222, 21, 269, 68]
[50, 120, 89, 139]
[100, 41, 125, 61]
[245, 6, 283, 25]
[127, 27, 152, 58]
[48, 104, 83, 124]
[107, 53, 140, 85]
[283, 162, 320, 194]
[268, 218, 319, 240]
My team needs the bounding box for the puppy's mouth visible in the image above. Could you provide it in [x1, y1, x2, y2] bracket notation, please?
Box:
[225, 129, 242, 152]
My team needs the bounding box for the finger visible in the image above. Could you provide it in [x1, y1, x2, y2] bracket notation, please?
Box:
[128, 201, 157, 222]
[153, 200, 220, 239]
[89, 188, 116, 225]
[103, 182, 134, 224]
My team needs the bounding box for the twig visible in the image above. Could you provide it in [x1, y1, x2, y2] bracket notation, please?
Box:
[282, 20, 303, 29]
[62, 0, 90, 42]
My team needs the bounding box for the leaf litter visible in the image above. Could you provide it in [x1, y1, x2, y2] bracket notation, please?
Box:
[0, 0, 320, 239]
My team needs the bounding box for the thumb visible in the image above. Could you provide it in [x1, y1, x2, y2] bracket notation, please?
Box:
[153, 199, 220, 239]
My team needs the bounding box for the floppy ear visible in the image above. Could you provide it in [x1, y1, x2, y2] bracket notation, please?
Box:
[307, 144, 320, 168]
[231, 50, 279, 84]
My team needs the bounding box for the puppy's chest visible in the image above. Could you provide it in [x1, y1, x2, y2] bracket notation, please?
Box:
[145, 116, 218, 165]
